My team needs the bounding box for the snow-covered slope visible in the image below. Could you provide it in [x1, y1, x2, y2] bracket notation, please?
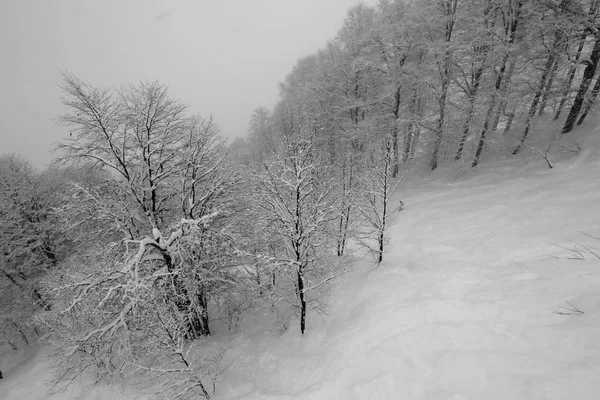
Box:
[0, 348, 133, 400]
[3, 133, 600, 400]
[217, 142, 600, 399]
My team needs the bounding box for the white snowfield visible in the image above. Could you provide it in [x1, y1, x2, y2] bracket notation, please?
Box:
[3, 140, 600, 400]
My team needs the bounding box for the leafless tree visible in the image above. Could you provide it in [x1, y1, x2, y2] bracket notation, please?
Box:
[254, 127, 342, 334]
[40, 74, 240, 396]
[356, 136, 402, 264]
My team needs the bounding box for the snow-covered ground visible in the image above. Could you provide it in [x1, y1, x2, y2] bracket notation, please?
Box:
[3, 133, 600, 400]
[0, 347, 135, 400]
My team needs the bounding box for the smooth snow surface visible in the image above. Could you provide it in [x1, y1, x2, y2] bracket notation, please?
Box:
[3, 140, 600, 400]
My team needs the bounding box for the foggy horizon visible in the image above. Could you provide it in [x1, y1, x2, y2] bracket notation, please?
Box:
[0, 0, 374, 169]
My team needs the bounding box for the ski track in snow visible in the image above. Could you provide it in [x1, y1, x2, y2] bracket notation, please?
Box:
[3, 151, 600, 399]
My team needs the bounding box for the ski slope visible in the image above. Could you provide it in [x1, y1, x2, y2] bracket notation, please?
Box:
[3, 135, 600, 400]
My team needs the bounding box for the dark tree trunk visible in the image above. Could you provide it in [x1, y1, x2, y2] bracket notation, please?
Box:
[455, 65, 484, 161]
[255, 255, 262, 295]
[162, 249, 209, 339]
[431, 0, 458, 171]
[577, 75, 600, 125]
[472, 96, 498, 168]
[555, 33, 587, 120]
[560, 0, 600, 130]
[293, 180, 307, 335]
[537, 0, 568, 117]
[403, 129, 413, 163]
[403, 88, 421, 162]
[337, 204, 352, 257]
[297, 266, 306, 335]
[472, 0, 522, 167]
[337, 156, 354, 257]
[378, 231, 384, 264]
[378, 188, 387, 264]
[491, 60, 516, 132]
[391, 86, 401, 177]
[514, 45, 560, 154]
[188, 290, 210, 337]
[408, 96, 422, 161]
[538, 58, 559, 116]
[473, 52, 511, 167]
[431, 86, 448, 170]
[562, 36, 600, 133]
[378, 143, 392, 264]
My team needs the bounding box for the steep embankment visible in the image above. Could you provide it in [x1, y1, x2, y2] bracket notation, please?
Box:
[218, 139, 600, 399]
[3, 133, 600, 400]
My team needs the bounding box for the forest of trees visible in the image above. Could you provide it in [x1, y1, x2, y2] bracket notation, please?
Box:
[2, 0, 600, 398]
[0, 73, 399, 398]
[236, 0, 600, 171]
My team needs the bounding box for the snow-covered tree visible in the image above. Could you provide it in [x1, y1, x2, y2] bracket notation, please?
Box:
[561, 0, 600, 133]
[37, 217, 228, 399]
[40, 74, 241, 396]
[254, 126, 341, 334]
[356, 136, 402, 264]
[0, 155, 67, 352]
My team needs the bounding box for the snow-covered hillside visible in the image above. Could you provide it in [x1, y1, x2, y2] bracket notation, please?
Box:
[3, 135, 600, 400]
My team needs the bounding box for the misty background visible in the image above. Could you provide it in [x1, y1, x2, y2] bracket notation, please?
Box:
[0, 0, 374, 168]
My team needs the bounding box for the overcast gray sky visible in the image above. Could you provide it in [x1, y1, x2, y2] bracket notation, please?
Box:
[0, 0, 375, 168]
